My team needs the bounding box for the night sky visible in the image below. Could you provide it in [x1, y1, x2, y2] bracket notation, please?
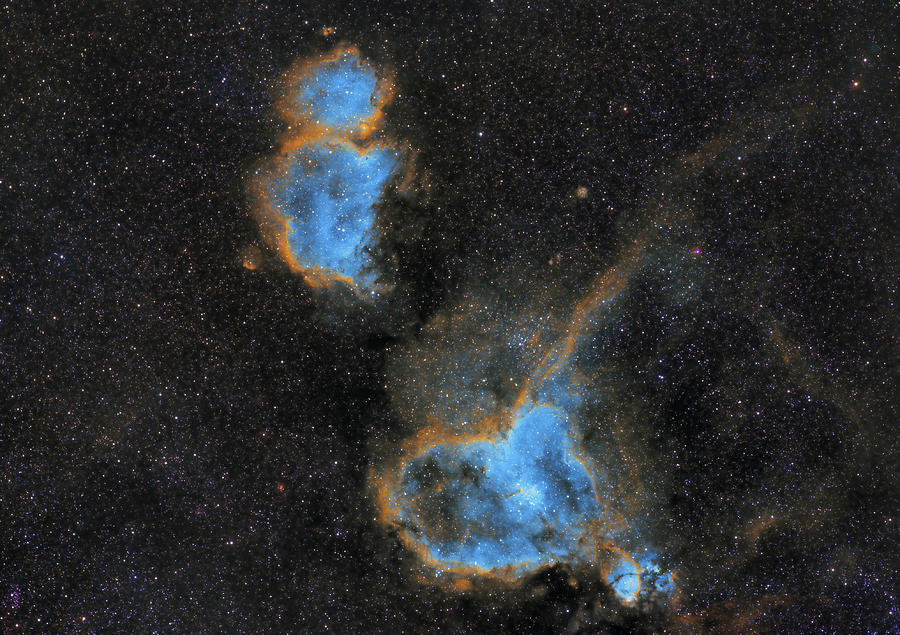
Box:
[2, 2, 898, 633]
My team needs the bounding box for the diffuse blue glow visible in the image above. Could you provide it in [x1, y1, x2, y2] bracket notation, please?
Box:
[609, 557, 641, 601]
[287, 51, 380, 129]
[399, 405, 599, 571]
[269, 141, 398, 286]
[607, 550, 676, 603]
[260, 47, 399, 290]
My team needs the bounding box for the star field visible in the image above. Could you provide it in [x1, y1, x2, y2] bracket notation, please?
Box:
[1, 2, 897, 633]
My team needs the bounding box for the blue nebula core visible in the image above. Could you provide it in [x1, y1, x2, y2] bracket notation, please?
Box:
[289, 52, 380, 129]
[609, 557, 641, 601]
[399, 405, 599, 571]
[607, 551, 676, 602]
[269, 141, 398, 286]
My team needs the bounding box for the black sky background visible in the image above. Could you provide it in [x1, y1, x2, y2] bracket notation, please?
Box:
[2, 2, 897, 632]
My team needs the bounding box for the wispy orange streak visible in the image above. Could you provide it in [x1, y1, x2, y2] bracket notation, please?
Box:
[515, 230, 652, 411]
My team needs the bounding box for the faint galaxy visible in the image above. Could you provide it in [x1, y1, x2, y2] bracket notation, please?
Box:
[1, 2, 897, 633]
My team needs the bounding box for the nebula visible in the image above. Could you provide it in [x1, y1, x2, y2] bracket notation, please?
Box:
[249, 46, 400, 292]
[373, 237, 679, 602]
[279, 52, 382, 130]
[367, 35, 830, 614]
[262, 140, 399, 288]
[395, 404, 600, 572]
[367, 94, 805, 599]
[607, 554, 642, 602]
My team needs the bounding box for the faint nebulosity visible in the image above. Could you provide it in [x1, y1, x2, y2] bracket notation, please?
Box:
[2, 2, 897, 633]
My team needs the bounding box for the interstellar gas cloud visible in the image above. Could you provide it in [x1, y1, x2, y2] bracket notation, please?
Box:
[6, 5, 893, 633]
[250, 42, 804, 614]
[234, 27, 898, 629]
[249, 46, 402, 293]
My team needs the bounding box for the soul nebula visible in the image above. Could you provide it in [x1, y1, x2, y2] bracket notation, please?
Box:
[249, 46, 400, 292]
